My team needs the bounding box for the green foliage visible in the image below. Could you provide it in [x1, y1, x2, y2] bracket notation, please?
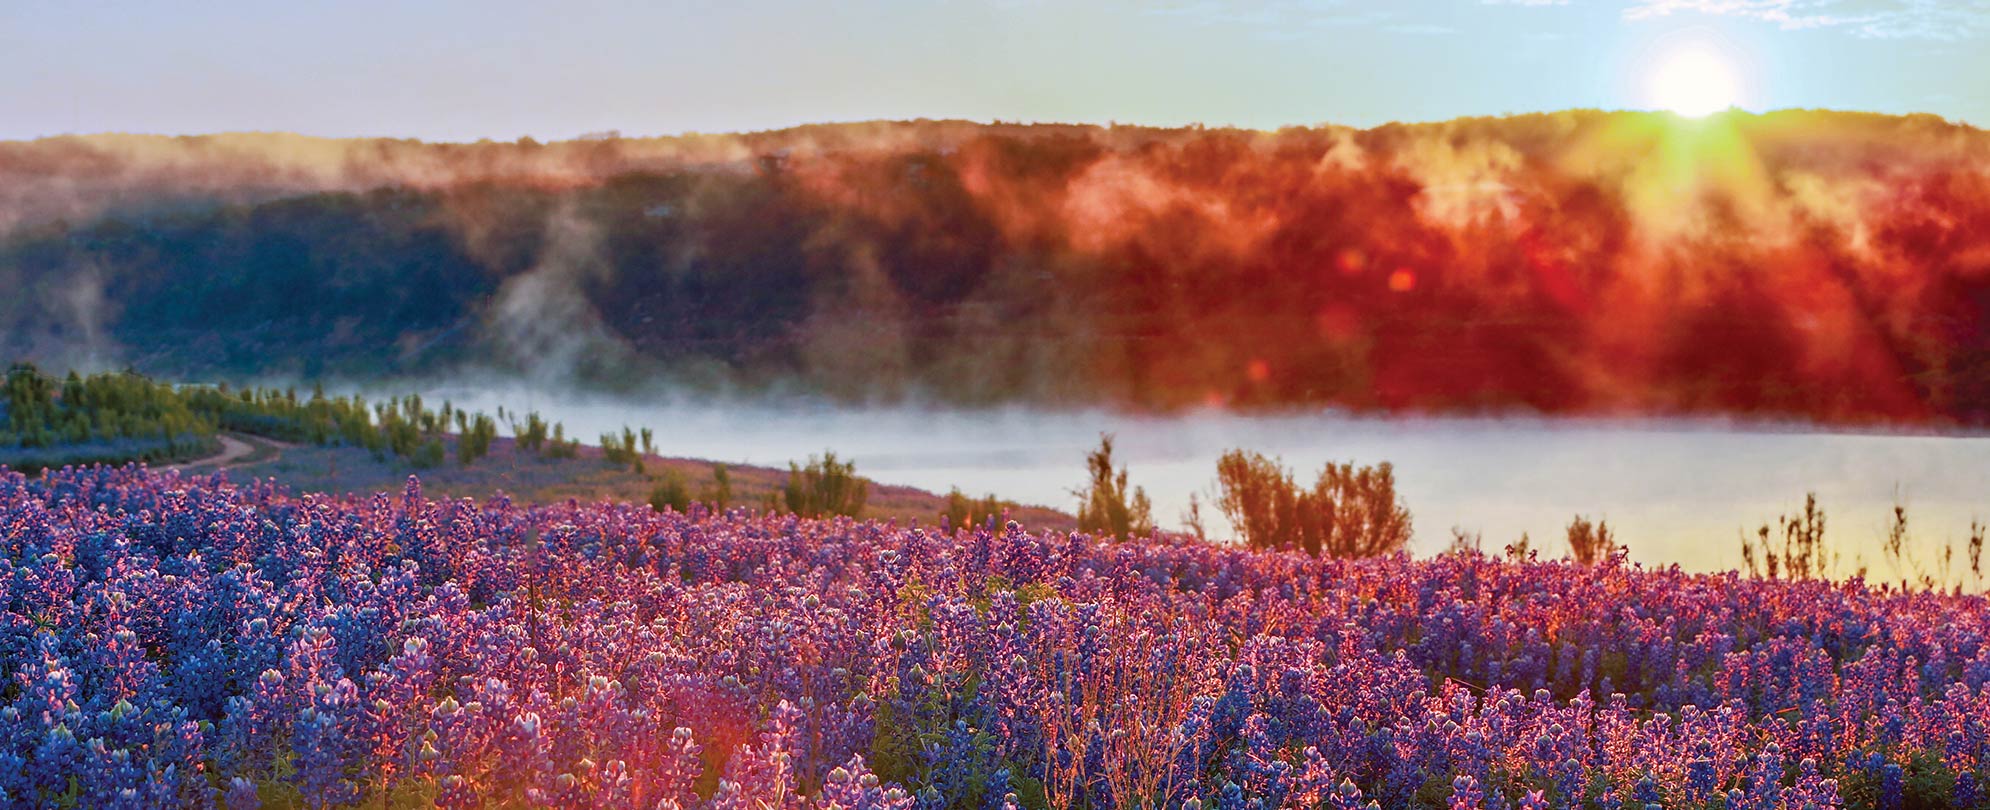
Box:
[1, 362, 216, 455]
[943, 487, 1008, 531]
[1075, 433, 1152, 540]
[601, 425, 645, 472]
[1836, 749, 1964, 810]
[784, 451, 868, 518]
[457, 413, 497, 465]
[511, 411, 550, 452]
[0, 360, 514, 473]
[702, 464, 732, 510]
[410, 438, 446, 470]
[543, 423, 580, 459]
[649, 471, 692, 513]
[1213, 449, 1411, 558]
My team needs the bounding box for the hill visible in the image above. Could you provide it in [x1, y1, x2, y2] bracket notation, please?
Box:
[170, 432, 1076, 530]
[5, 110, 1990, 423]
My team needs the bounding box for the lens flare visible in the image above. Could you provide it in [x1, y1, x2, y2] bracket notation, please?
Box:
[1646, 44, 1740, 118]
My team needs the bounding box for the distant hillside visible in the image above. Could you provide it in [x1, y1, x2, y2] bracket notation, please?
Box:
[173, 434, 1077, 531]
[5, 111, 1990, 423]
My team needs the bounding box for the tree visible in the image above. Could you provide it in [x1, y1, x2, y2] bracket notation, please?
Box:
[1076, 434, 1153, 540]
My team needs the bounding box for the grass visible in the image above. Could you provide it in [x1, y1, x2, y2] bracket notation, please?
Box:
[188, 434, 1077, 530]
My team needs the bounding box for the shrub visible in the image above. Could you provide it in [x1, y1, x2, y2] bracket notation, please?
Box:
[943, 488, 1007, 530]
[785, 451, 868, 518]
[1566, 515, 1618, 566]
[543, 423, 580, 459]
[511, 411, 550, 452]
[601, 425, 645, 472]
[410, 437, 446, 469]
[457, 413, 497, 465]
[1742, 493, 1838, 581]
[702, 464, 733, 510]
[1214, 450, 1304, 551]
[1213, 449, 1410, 558]
[650, 471, 692, 513]
[1075, 433, 1153, 540]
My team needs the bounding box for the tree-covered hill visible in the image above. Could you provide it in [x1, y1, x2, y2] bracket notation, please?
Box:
[6, 111, 1990, 422]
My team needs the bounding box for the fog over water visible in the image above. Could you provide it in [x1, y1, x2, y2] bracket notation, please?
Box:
[381, 382, 1990, 575]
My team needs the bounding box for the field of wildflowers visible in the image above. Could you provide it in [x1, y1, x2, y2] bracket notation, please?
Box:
[3, 465, 1988, 809]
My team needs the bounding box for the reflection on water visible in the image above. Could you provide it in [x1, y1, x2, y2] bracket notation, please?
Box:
[391, 383, 1990, 574]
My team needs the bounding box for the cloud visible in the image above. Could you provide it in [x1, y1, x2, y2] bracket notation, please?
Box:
[1622, 0, 1990, 40]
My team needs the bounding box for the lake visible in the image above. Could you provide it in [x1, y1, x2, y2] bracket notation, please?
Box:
[390, 383, 1990, 577]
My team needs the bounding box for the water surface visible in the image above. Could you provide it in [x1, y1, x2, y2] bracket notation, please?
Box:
[388, 384, 1990, 576]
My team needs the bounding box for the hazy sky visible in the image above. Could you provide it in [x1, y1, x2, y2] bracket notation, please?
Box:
[3, 0, 1987, 141]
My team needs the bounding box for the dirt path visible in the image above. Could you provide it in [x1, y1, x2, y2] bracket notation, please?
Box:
[165, 433, 262, 472]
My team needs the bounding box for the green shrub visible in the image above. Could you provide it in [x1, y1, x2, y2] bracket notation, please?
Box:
[649, 471, 692, 513]
[785, 451, 868, 518]
[944, 488, 1008, 530]
[1075, 433, 1153, 540]
[701, 464, 733, 510]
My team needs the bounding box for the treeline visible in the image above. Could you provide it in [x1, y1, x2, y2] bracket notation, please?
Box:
[3, 363, 215, 460]
[6, 111, 1990, 423]
[0, 361, 586, 471]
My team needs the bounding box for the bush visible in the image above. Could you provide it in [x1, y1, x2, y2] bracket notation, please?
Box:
[1213, 449, 1410, 558]
[1742, 493, 1838, 581]
[511, 411, 549, 453]
[410, 438, 446, 470]
[1566, 515, 1618, 566]
[1075, 433, 1153, 540]
[458, 413, 497, 465]
[543, 423, 579, 459]
[785, 452, 868, 518]
[702, 464, 733, 510]
[601, 425, 645, 472]
[650, 471, 692, 513]
[943, 488, 1007, 530]
[1214, 450, 1304, 551]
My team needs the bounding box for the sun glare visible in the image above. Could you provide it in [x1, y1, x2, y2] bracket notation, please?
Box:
[1645, 44, 1740, 118]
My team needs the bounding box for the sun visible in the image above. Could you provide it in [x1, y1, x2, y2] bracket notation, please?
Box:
[1645, 44, 1741, 118]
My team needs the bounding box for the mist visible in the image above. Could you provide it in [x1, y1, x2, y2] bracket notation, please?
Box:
[5, 110, 1990, 424]
[330, 376, 1990, 574]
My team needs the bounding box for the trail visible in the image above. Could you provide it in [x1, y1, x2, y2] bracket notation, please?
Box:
[166, 433, 262, 472]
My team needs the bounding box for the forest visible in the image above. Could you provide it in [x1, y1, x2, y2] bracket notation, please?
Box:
[4, 110, 1988, 423]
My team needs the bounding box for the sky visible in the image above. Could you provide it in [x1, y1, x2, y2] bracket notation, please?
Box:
[2, 0, 1987, 141]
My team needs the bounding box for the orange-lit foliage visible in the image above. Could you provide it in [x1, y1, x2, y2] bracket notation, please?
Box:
[4, 110, 1989, 422]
